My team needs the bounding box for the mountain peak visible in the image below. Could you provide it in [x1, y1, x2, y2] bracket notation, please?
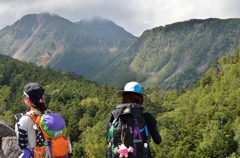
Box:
[77, 16, 135, 38]
[20, 12, 60, 21]
[80, 16, 111, 23]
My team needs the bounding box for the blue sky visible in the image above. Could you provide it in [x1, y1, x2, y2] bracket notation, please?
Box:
[0, 0, 239, 36]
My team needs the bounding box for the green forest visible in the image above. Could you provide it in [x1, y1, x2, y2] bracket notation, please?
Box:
[0, 50, 240, 157]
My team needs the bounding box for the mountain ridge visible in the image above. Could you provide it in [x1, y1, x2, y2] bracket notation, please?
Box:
[96, 18, 240, 89]
[0, 13, 240, 90]
[0, 50, 240, 157]
[0, 13, 136, 79]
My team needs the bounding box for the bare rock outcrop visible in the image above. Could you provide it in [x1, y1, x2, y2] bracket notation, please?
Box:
[0, 118, 21, 158]
[1, 137, 21, 158]
[0, 119, 16, 138]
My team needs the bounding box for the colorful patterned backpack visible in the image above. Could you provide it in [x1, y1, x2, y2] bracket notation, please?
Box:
[27, 112, 71, 158]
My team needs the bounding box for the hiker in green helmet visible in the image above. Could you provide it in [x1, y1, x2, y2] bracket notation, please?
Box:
[106, 81, 161, 158]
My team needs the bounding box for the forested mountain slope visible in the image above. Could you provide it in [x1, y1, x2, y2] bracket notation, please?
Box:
[83, 50, 240, 157]
[154, 50, 240, 157]
[0, 54, 119, 157]
[1, 14, 239, 91]
[96, 18, 240, 90]
[0, 50, 240, 157]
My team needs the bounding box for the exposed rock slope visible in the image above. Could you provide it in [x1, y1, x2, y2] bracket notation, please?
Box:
[0, 118, 21, 158]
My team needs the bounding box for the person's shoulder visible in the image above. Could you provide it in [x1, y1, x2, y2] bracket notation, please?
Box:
[19, 115, 33, 122]
[18, 115, 34, 128]
[144, 112, 157, 124]
[144, 111, 155, 118]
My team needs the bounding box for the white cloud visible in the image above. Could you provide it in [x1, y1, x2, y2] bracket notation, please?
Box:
[0, 0, 239, 36]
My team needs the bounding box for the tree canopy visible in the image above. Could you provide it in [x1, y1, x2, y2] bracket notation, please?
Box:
[0, 50, 240, 157]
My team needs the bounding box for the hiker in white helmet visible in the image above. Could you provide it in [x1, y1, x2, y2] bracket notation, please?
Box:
[106, 81, 161, 158]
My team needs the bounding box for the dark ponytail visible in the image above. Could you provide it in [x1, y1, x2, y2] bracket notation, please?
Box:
[34, 101, 48, 113]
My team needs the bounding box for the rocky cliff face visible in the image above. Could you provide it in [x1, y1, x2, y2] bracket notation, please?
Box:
[0, 118, 21, 158]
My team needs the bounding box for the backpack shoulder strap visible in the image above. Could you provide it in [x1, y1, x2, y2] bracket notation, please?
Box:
[25, 111, 42, 127]
[25, 111, 37, 122]
[128, 103, 146, 157]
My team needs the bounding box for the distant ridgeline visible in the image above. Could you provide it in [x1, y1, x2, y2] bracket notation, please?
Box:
[96, 18, 240, 90]
[0, 13, 239, 90]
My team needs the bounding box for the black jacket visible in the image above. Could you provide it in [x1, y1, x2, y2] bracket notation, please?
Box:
[106, 104, 161, 158]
